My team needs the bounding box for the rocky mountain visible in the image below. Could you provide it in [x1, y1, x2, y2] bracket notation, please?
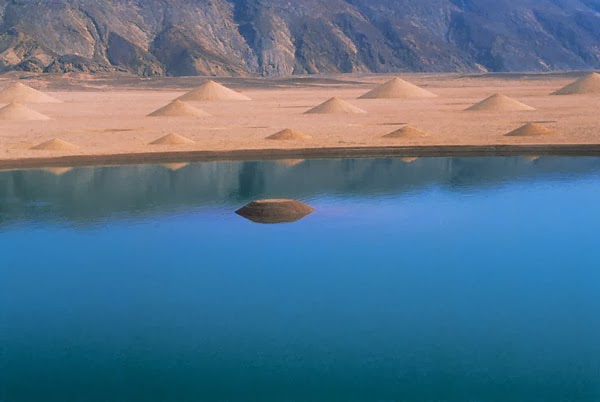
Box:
[0, 0, 598, 76]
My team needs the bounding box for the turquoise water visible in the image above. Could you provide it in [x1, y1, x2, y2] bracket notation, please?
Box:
[1, 157, 600, 401]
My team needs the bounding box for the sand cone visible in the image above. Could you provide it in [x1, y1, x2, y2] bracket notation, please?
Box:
[400, 157, 419, 163]
[359, 77, 437, 99]
[148, 100, 210, 118]
[32, 139, 78, 151]
[305, 97, 367, 114]
[504, 123, 556, 137]
[0, 82, 62, 103]
[161, 162, 190, 171]
[150, 133, 195, 145]
[266, 128, 312, 141]
[552, 72, 600, 95]
[465, 94, 535, 111]
[0, 102, 51, 121]
[524, 156, 541, 162]
[177, 80, 251, 101]
[383, 125, 430, 139]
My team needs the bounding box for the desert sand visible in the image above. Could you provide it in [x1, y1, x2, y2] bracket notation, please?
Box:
[0, 71, 599, 169]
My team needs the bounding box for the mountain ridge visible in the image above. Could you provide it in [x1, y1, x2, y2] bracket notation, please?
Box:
[0, 0, 598, 76]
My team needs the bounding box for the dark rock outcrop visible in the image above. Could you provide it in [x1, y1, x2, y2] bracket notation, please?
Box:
[236, 199, 315, 224]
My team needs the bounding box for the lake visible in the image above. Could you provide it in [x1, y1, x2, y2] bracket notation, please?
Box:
[1, 157, 599, 401]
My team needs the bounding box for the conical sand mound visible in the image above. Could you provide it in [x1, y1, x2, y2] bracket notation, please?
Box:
[0, 82, 62, 103]
[0, 102, 51, 121]
[148, 100, 210, 118]
[504, 123, 556, 137]
[401, 157, 419, 163]
[383, 125, 430, 139]
[305, 97, 367, 114]
[150, 133, 195, 145]
[465, 94, 535, 111]
[32, 139, 78, 151]
[177, 80, 251, 101]
[266, 128, 312, 141]
[552, 72, 600, 95]
[360, 77, 437, 99]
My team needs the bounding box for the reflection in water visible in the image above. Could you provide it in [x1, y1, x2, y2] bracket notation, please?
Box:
[2, 156, 600, 226]
[1, 157, 600, 401]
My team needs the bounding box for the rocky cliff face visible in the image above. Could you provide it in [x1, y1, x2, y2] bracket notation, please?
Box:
[0, 0, 598, 76]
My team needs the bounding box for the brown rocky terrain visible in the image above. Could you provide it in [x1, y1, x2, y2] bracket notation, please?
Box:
[0, 0, 599, 76]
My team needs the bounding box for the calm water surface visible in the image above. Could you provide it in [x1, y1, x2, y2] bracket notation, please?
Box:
[1, 157, 600, 401]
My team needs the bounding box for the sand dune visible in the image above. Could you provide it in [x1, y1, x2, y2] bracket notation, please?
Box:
[360, 77, 437, 99]
[466, 94, 535, 111]
[504, 123, 556, 137]
[266, 128, 312, 141]
[0, 102, 51, 121]
[0, 82, 62, 103]
[305, 97, 367, 114]
[148, 100, 210, 118]
[177, 80, 251, 101]
[383, 125, 430, 139]
[32, 139, 78, 151]
[150, 133, 195, 145]
[552, 72, 600, 95]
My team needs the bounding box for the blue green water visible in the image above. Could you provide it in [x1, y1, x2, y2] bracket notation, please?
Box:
[1, 157, 600, 401]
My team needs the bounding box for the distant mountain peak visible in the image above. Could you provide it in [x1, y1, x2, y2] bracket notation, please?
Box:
[0, 0, 598, 76]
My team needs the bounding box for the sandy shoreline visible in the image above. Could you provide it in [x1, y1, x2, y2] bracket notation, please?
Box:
[0, 71, 598, 169]
[2, 144, 600, 170]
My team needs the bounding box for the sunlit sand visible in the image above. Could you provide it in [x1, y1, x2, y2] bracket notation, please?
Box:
[0, 72, 598, 169]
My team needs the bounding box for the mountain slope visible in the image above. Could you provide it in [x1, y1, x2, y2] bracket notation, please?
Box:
[0, 0, 598, 76]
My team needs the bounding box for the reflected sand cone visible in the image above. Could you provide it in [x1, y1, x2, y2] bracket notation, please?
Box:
[359, 77, 437, 99]
[161, 162, 189, 171]
[40, 167, 73, 175]
[524, 156, 541, 162]
[276, 159, 305, 167]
